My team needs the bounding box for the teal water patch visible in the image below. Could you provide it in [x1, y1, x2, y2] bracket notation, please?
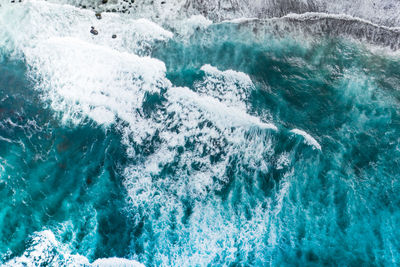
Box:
[0, 57, 132, 262]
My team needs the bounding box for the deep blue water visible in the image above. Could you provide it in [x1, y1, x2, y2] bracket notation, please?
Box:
[1, 4, 400, 266]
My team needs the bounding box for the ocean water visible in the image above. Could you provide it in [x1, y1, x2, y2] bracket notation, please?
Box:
[1, 1, 400, 266]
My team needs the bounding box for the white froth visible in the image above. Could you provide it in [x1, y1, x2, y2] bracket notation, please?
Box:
[186, 15, 213, 27]
[283, 12, 400, 31]
[0, 1, 173, 56]
[197, 64, 253, 109]
[169, 86, 277, 130]
[4, 230, 144, 267]
[221, 17, 258, 24]
[267, 170, 293, 247]
[92, 257, 144, 267]
[290, 128, 322, 150]
[4, 230, 89, 266]
[276, 152, 291, 170]
[173, 15, 213, 38]
[25, 36, 169, 136]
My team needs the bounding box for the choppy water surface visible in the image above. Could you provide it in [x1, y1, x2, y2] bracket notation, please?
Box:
[1, 1, 400, 266]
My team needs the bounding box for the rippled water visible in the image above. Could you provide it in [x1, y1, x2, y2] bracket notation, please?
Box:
[1, 1, 400, 266]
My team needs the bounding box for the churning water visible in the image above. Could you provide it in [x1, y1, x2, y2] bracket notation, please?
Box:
[1, 1, 400, 266]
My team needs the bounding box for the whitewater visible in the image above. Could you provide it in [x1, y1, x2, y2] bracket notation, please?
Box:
[1, 0, 400, 266]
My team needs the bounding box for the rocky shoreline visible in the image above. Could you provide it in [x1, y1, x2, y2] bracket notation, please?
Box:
[6, 0, 400, 51]
[45, 0, 400, 28]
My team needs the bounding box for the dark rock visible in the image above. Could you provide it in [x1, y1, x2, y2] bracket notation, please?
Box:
[95, 12, 102, 19]
[112, 34, 117, 39]
[161, 1, 166, 4]
[102, 0, 108, 3]
[90, 28, 98, 35]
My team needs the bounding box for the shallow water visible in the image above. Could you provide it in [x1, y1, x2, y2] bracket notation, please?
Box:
[1, 1, 400, 266]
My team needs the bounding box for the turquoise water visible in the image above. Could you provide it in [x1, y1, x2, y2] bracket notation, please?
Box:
[1, 3, 400, 266]
[0, 57, 132, 261]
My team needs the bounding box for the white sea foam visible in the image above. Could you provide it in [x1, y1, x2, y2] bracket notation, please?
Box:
[168, 86, 277, 130]
[221, 17, 258, 24]
[290, 128, 322, 150]
[173, 15, 213, 38]
[197, 64, 253, 109]
[4, 230, 143, 267]
[282, 12, 400, 31]
[92, 258, 144, 267]
[276, 152, 291, 170]
[25, 36, 169, 131]
[0, 0, 173, 57]
[4, 230, 89, 266]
